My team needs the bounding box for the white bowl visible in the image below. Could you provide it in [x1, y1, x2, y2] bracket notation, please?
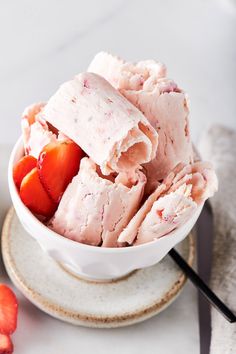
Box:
[8, 137, 203, 281]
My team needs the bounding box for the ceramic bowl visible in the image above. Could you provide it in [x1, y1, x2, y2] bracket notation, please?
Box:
[8, 137, 203, 281]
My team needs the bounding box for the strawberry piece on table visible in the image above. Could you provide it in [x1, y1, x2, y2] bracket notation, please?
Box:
[0, 334, 13, 354]
[13, 155, 37, 189]
[38, 140, 84, 203]
[0, 285, 18, 335]
[20, 168, 56, 217]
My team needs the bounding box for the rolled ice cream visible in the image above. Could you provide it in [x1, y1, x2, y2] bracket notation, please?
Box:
[41, 72, 158, 175]
[50, 157, 146, 247]
[88, 52, 193, 192]
[88, 51, 167, 90]
[119, 161, 218, 245]
[15, 52, 218, 249]
[21, 102, 58, 158]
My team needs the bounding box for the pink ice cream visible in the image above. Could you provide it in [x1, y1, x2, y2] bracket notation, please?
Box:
[50, 157, 146, 247]
[21, 102, 58, 158]
[118, 161, 218, 245]
[41, 72, 158, 176]
[88, 51, 167, 90]
[88, 52, 193, 192]
[135, 184, 197, 245]
[18, 55, 218, 249]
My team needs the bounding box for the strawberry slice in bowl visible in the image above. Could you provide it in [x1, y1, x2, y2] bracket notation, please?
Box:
[20, 168, 57, 218]
[13, 155, 37, 190]
[38, 140, 84, 204]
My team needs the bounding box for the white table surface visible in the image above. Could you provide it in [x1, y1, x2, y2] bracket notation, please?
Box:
[0, 0, 236, 353]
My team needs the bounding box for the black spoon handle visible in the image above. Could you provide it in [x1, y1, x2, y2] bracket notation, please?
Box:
[169, 248, 236, 323]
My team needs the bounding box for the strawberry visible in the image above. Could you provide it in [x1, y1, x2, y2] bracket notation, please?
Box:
[0, 334, 13, 354]
[0, 285, 18, 335]
[13, 155, 37, 189]
[38, 140, 84, 203]
[20, 168, 56, 217]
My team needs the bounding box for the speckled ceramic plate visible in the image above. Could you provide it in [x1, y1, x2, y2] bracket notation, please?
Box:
[1, 208, 194, 328]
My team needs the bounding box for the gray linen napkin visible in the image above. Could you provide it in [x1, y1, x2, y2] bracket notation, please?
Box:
[198, 125, 236, 354]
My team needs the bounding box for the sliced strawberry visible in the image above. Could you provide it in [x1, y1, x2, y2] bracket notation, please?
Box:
[0, 285, 18, 335]
[20, 168, 56, 217]
[38, 140, 84, 203]
[13, 155, 37, 189]
[0, 334, 13, 354]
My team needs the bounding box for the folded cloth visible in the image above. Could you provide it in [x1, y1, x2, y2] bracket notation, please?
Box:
[50, 157, 146, 247]
[88, 52, 193, 193]
[118, 161, 217, 245]
[41, 72, 158, 176]
[198, 125, 236, 354]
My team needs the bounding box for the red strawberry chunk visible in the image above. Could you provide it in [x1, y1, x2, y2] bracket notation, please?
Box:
[0, 334, 13, 354]
[0, 285, 18, 335]
[13, 155, 37, 189]
[20, 168, 56, 217]
[38, 140, 84, 203]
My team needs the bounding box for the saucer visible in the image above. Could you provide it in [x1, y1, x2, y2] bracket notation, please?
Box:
[1, 208, 194, 328]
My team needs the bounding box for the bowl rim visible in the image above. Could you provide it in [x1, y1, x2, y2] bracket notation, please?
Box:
[8, 136, 203, 254]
